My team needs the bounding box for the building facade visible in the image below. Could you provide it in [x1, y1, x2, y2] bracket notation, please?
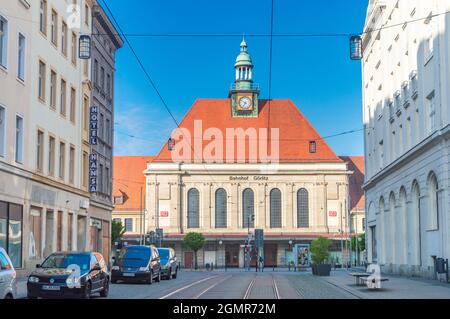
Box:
[362, 0, 450, 278]
[144, 40, 354, 268]
[0, 0, 120, 273]
[112, 156, 154, 244]
[0, 0, 33, 269]
[89, 1, 123, 262]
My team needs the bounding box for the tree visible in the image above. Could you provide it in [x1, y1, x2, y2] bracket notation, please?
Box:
[111, 220, 125, 244]
[350, 233, 366, 252]
[183, 232, 205, 270]
[310, 236, 332, 265]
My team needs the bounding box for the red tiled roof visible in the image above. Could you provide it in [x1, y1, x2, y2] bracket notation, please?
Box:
[113, 156, 154, 211]
[152, 99, 342, 163]
[340, 156, 365, 211]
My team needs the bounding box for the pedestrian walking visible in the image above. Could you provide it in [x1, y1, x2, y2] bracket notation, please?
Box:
[259, 256, 264, 272]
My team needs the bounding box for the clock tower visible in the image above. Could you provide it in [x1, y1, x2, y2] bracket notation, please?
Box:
[229, 38, 260, 117]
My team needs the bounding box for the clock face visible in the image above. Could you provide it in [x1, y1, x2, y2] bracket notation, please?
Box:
[239, 97, 252, 110]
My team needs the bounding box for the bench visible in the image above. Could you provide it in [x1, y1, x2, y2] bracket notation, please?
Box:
[359, 276, 389, 289]
[348, 272, 371, 286]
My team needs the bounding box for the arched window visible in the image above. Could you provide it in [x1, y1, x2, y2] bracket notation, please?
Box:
[187, 188, 199, 228]
[242, 188, 254, 228]
[270, 188, 282, 228]
[297, 188, 309, 228]
[215, 188, 227, 228]
[428, 173, 439, 230]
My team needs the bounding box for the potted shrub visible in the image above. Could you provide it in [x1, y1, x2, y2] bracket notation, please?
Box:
[310, 237, 332, 276]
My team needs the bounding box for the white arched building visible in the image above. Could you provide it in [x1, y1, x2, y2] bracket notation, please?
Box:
[362, 0, 450, 278]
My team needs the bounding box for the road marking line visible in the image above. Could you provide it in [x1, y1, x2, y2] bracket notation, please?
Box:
[243, 276, 256, 299]
[193, 275, 233, 299]
[158, 275, 219, 299]
[272, 275, 281, 299]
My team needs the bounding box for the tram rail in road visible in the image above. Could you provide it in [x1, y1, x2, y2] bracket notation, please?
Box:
[158, 275, 220, 299]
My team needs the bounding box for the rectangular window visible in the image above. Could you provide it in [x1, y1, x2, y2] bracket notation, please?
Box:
[70, 87, 76, 123]
[69, 146, 75, 184]
[60, 79, 67, 116]
[30, 208, 42, 259]
[124, 218, 133, 232]
[39, 0, 47, 35]
[94, 60, 98, 85]
[378, 140, 384, 169]
[427, 92, 436, 134]
[61, 21, 67, 56]
[424, 19, 434, 63]
[15, 116, 23, 163]
[0, 106, 5, 157]
[0, 202, 23, 268]
[50, 70, 57, 109]
[51, 10, 57, 46]
[48, 136, 55, 176]
[82, 151, 88, 188]
[38, 61, 46, 100]
[100, 113, 104, 139]
[391, 131, 396, 161]
[59, 142, 65, 179]
[0, 15, 8, 68]
[83, 96, 89, 131]
[99, 164, 103, 193]
[105, 166, 110, 195]
[105, 119, 110, 144]
[71, 32, 77, 65]
[107, 74, 111, 96]
[309, 141, 316, 153]
[100, 67, 105, 91]
[36, 130, 44, 171]
[406, 117, 412, 150]
[17, 33, 25, 80]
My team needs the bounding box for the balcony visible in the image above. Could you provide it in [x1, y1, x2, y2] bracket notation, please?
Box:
[230, 83, 260, 91]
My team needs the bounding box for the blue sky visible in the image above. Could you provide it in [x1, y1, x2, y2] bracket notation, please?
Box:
[109, 0, 368, 156]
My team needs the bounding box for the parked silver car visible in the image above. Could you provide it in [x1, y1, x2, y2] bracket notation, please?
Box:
[0, 248, 17, 299]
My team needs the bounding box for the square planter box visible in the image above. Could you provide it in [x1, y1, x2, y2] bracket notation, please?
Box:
[312, 264, 331, 276]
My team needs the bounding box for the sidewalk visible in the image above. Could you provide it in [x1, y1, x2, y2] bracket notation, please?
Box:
[319, 269, 450, 299]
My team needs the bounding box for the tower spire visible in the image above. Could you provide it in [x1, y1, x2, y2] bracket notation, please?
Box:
[229, 38, 260, 118]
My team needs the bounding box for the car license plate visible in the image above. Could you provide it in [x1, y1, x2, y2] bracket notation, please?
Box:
[42, 285, 60, 291]
[123, 273, 135, 277]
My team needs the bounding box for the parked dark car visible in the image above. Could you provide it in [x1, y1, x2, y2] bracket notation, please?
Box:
[27, 252, 109, 299]
[111, 245, 161, 284]
[157, 247, 178, 280]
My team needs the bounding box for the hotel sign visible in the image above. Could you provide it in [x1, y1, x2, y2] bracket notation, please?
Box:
[89, 153, 97, 193]
[90, 106, 98, 145]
